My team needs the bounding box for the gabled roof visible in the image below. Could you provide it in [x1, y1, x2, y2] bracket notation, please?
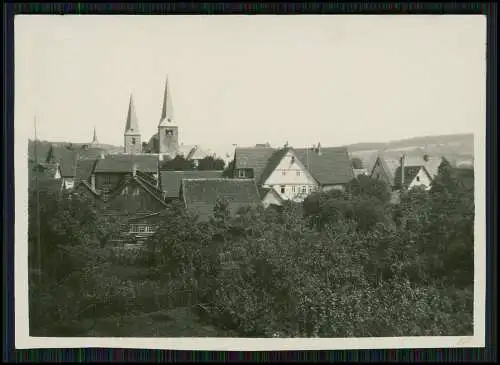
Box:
[294, 147, 354, 185]
[80, 172, 167, 207]
[182, 178, 261, 221]
[258, 187, 284, 203]
[160, 170, 223, 198]
[58, 151, 79, 177]
[94, 154, 158, 174]
[258, 147, 291, 185]
[75, 159, 98, 182]
[394, 165, 432, 189]
[373, 154, 446, 186]
[188, 145, 213, 160]
[234, 146, 276, 183]
[370, 156, 400, 182]
[73, 180, 100, 197]
[234, 145, 354, 186]
[106, 173, 166, 206]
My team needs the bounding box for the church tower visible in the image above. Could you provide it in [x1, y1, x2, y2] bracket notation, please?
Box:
[90, 126, 99, 145]
[158, 76, 179, 155]
[124, 94, 142, 154]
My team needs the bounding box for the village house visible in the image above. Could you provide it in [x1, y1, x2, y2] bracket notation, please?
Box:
[180, 178, 261, 222]
[370, 153, 447, 191]
[73, 166, 168, 245]
[232, 143, 354, 204]
[91, 154, 158, 195]
[159, 170, 223, 201]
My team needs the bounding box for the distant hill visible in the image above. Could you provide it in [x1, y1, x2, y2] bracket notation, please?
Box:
[345, 133, 474, 172]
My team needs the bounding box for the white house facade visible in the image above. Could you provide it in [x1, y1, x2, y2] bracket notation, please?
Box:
[260, 150, 319, 202]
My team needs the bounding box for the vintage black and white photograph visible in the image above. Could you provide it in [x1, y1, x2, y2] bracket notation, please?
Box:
[15, 15, 485, 349]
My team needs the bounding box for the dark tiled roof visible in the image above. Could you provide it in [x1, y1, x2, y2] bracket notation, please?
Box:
[234, 147, 275, 183]
[394, 165, 430, 189]
[294, 147, 354, 185]
[75, 159, 97, 182]
[58, 151, 79, 177]
[77, 147, 107, 160]
[182, 178, 261, 221]
[258, 187, 271, 200]
[234, 146, 354, 186]
[94, 154, 158, 173]
[104, 173, 165, 204]
[257, 148, 290, 185]
[160, 170, 223, 198]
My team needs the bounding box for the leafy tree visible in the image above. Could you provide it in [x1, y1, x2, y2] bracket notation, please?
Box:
[197, 156, 225, 171]
[351, 157, 364, 169]
[222, 159, 235, 178]
[159, 155, 195, 171]
[348, 175, 391, 204]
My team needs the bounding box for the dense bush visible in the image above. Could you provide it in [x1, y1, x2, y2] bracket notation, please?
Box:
[29, 164, 474, 337]
[146, 167, 474, 337]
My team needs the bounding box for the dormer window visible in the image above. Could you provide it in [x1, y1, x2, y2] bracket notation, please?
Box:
[238, 169, 246, 178]
[291, 156, 295, 163]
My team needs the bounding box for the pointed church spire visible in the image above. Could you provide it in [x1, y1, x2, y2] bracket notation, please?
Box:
[159, 75, 174, 126]
[91, 126, 99, 144]
[124, 94, 140, 135]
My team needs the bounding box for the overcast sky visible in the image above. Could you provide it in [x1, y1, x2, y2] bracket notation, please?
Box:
[15, 15, 485, 153]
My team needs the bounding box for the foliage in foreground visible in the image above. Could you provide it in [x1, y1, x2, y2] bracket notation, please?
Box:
[28, 165, 474, 337]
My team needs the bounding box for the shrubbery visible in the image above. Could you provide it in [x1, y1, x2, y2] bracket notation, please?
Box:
[29, 165, 474, 337]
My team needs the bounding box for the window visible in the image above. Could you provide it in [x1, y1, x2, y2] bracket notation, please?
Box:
[280, 186, 286, 194]
[104, 175, 111, 184]
[416, 176, 420, 182]
[296, 171, 301, 176]
[301, 186, 307, 194]
[132, 138, 136, 145]
[292, 186, 296, 192]
[238, 169, 246, 178]
[282, 171, 286, 176]
[138, 225, 146, 233]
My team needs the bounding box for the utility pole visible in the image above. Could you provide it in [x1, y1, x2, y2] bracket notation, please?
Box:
[34, 116, 42, 285]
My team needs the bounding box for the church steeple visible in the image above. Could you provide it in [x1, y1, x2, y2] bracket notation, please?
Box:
[159, 75, 175, 127]
[124, 94, 140, 135]
[158, 76, 179, 154]
[91, 126, 99, 145]
[124, 94, 142, 154]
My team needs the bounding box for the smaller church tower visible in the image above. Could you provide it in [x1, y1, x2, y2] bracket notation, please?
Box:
[90, 126, 99, 145]
[158, 76, 179, 155]
[124, 94, 142, 155]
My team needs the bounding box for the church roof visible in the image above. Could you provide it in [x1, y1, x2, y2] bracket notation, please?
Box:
[124, 94, 140, 135]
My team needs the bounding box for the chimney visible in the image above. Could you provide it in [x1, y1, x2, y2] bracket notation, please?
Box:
[317, 142, 322, 156]
[132, 163, 138, 177]
[400, 153, 406, 189]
